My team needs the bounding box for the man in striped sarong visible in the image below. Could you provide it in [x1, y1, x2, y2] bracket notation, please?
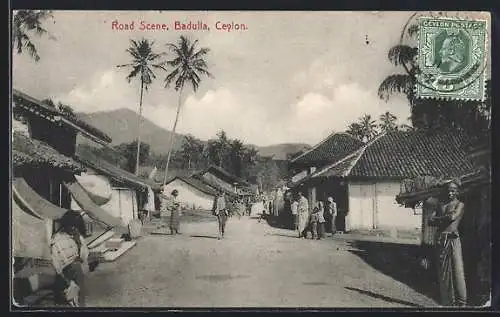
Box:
[430, 180, 467, 307]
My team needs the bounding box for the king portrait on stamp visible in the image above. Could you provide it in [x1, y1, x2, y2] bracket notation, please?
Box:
[416, 17, 487, 101]
[11, 10, 492, 310]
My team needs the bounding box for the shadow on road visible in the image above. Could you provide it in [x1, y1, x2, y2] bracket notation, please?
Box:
[303, 281, 329, 286]
[190, 235, 219, 240]
[196, 274, 250, 282]
[344, 287, 424, 307]
[264, 214, 294, 230]
[268, 233, 298, 238]
[346, 240, 440, 303]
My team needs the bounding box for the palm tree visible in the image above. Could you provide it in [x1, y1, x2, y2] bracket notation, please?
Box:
[162, 35, 213, 185]
[346, 122, 364, 142]
[377, 45, 418, 103]
[377, 25, 419, 102]
[12, 10, 53, 62]
[359, 114, 378, 141]
[117, 38, 165, 175]
[379, 111, 398, 133]
[347, 115, 378, 142]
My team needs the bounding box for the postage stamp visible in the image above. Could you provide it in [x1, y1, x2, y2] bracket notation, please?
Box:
[11, 11, 492, 309]
[415, 17, 487, 101]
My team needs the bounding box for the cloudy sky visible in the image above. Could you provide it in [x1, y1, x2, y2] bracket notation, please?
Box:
[12, 11, 485, 146]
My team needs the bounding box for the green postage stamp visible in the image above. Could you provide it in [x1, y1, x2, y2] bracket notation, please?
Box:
[416, 17, 487, 101]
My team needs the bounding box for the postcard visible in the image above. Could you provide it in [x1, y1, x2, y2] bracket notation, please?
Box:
[11, 10, 492, 309]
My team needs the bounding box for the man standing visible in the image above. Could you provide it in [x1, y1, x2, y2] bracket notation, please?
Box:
[290, 193, 299, 233]
[297, 191, 309, 238]
[326, 197, 337, 235]
[317, 201, 326, 239]
[213, 191, 229, 240]
[430, 180, 467, 306]
[168, 189, 181, 235]
[159, 187, 170, 230]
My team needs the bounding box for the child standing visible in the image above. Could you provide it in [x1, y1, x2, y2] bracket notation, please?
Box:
[310, 207, 320, 240]
[317, 201, 326, 240]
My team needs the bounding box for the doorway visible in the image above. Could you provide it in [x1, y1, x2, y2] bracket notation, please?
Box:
[316, 178, 349, 232]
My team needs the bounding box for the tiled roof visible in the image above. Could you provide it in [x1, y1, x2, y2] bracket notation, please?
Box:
[13, 132, 86, 174]
[191, 174, 238, 198]
[314, 130, 475, 179]
[291, 132, 364, 165]
[12, 89, 112, 144]
[316, 148, 365, 178]
[75, 153, 162, 191]
[198, 165, 251, 187]
[167, 177, 217, 196]
[290, 148, 364, 188]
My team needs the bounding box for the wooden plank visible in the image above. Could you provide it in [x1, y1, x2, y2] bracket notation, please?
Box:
[102, 241, 136, 262]
[87, 230, 115, 249]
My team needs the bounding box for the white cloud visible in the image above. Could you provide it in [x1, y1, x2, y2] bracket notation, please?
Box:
[53, 59, 411, 147]
[57, 69, 140, 113]
[144, 88, 268, 144]
[278, 85, 381, 145]
[280, 59, 411, 145]
[31, 10, 417, 148]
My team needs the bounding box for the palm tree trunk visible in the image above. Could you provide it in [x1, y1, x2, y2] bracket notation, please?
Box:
[163, 86, 184, 185]
[135, 80, 144, 176]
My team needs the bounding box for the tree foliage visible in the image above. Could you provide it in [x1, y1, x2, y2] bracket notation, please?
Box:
[164, 35, 213, 92]
[180, 134, 204, 169]
[347, 114, 379, 142]
[346, 111, 413, 142]
[117, 39, 166, 90]
[379, 111, 399, 133]
[12, 10, 53, 62]
[115, 141, 151, 174]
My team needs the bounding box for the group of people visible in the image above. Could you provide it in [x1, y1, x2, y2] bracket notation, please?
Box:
[45, 180, 467, 307]
[158, 188, 236, 240]
[45, 188, 234, 307]
[290, 191, 338, 240]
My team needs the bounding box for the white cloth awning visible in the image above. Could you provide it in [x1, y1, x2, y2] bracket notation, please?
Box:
[75, 173, 112, 206]
[12, 178, 67, 220]
[12, 197, 51, 259]
[64, 180, 126, 228]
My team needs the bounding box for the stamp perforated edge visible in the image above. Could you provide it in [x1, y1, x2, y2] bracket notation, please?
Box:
[414, 16, 489, 102]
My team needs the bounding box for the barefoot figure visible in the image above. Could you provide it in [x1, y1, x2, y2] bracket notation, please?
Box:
[213, 191, 229, 239]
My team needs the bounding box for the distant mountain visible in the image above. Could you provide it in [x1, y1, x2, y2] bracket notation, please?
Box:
[77, 108, 312, 159]
[76, 108, 185, 154]
[256, 143, 312, 160]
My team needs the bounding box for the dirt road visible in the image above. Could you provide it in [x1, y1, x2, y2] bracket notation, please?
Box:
[85, 215, 438, 308]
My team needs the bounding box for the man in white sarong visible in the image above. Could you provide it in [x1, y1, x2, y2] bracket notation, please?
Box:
[297, 191, 309, 238]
